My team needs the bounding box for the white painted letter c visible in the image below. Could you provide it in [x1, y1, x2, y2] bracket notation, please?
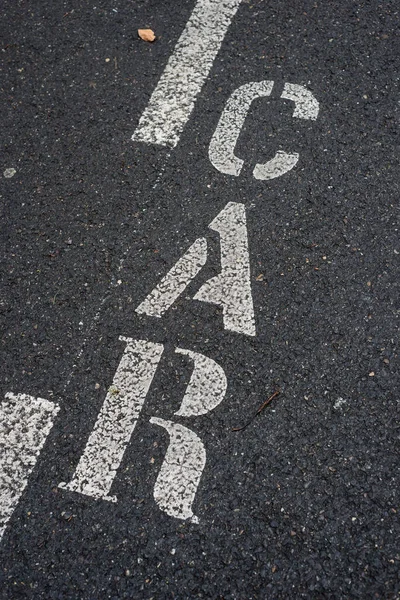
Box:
[208, 80, 319, 180]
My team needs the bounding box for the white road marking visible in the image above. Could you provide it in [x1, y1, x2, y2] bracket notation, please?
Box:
[135, 238, 207, 318]
[150, 418, 206, 523]
[132, 0, 243, 147]
[209, 80, 274, 176]
[209, 80, 319, 180]
[59, 338, 227, 522]
[60, 338, 164, 501]
[0, 393, 60, 540]
[59, 337, 227, 522]
[281, 82, 319, 120]
[136, 202, 255, 336]
[175, 348, 227, 417]
[194, 202, 255, 336]
[253, 150, 299, 180]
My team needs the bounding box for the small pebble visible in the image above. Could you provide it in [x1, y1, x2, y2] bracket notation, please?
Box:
[4, 168, 16, 178]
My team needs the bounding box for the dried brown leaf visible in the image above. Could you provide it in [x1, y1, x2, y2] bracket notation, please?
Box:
[138, 29, 156, 42]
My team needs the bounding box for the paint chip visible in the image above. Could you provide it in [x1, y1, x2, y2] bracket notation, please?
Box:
[333, 397, 347, 410]
[138, 29, 156, 42]
[4, 168, 16, 178]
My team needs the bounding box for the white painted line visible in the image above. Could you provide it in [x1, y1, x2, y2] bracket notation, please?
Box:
[194, 202, 256, 336]
[150, 418, 206, 523]
[132, 0, 243, 147]
[0, 393, 60, 540]
[175, 348, 227, 417]
[60, 338, 164, 501]
[135, 237, 208, 318]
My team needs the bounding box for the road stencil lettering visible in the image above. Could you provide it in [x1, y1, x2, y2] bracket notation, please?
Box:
[209, 80, 319, 179]
[136, 237, 208, 318]
[150, 418, 206, 523]
[132, 0, 243, 147]
[136, 202, 256, 336]
[0, 393, 60, 540]
[60, 338, 164, 501]
[60, 340, 226, 521]
[2, 23, 322, 529]
[209, 80, 274, 176]
[281, 82, 320, 120]
[174, 348, 227, 417]
[194, 202, 255, 335]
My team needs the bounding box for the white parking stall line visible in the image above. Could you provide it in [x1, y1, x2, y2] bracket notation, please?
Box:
[132, 0, 243, 147]
[0, 393, 60, 540]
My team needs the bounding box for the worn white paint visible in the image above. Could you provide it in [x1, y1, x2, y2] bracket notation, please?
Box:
[136, 203, 255, 336]
[59, 338, 227, 522]
[60, 338, 164, 501]
[150, 418, 206, 523]
[253, 150, 299, 180]
[0, 393, 60, 540]
[209, 80, 319, 180]
[135, 238, 207, 318]
[175, 348, 227, 417]
[194, 202, 255, 336]
[209, 80, 274, 176]
[281, 82, 319, 120]
[132, 0, 242, 147]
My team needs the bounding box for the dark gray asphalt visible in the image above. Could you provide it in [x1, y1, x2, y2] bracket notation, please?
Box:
[1, 0, 399, 598]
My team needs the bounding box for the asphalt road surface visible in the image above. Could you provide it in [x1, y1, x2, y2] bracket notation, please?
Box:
[1, 0, 399, 598]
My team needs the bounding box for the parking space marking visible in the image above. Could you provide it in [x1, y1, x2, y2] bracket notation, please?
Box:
[0, 393, 60, 540]
[132, 0, 242, 147]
